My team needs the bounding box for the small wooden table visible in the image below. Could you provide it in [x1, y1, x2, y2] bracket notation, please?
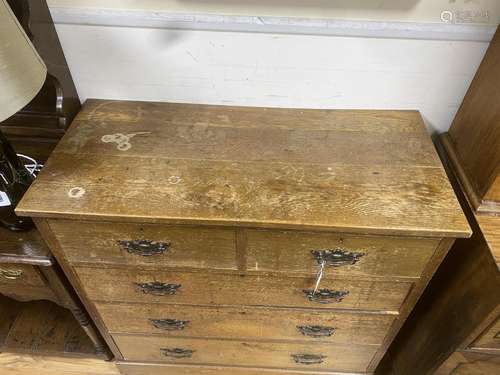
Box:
[0, 227, 111, 359]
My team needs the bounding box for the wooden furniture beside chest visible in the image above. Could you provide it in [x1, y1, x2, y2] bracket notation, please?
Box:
[17, 100, 470, 374]
[375, 138, 500, 375]
[441, 28, 500, 216]
[0, 226, 111, 358]
[376, 28, 500, 375]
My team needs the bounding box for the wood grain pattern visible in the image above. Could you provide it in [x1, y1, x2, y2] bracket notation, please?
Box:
[375, 137, 500, 375]
[33, 217, 123, 360]
[48, 219, 439, 279]
[17, 100, 470, 238]
[118, 361, 359, 375]
[0, 353, 119, 375]
[0, 263, 47, 288]
[75, 265, 411, 313]
[96, 302, 394, 345]
[434, 350, 500, 375]
[447, 28, 500, 213]
[0, 297, 98, 357]
[476, 214, 500, 266]
[0, 285, 58, 304]
[114, 334, 377, 372]
[470, 318, 500, 352]
[0, 227, 52, 266]
[48, 220, 237, 270]
[245, 229, 438, 279]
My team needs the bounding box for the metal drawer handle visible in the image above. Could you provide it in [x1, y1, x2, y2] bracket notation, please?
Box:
[150, 318, 189, 331]
[0, 268, 23, 280]
[118, 239, 171, 257]
[160, 347, 194, 359]
[297, 325, 336, 337]
[312, 249, 365, 267]
[292, 354, 326, 365]
[135, 282, 181, 296]
[303, 289, 349, 304]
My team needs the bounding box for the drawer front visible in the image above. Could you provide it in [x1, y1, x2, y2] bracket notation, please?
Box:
[114, 334, 377, 372]
[0, 263, 46, 287]
[96, 302, 394, 345]
[118, 362, 354, 375]
[471, 318, 500, 351]
[245, 229, 438, 279]
[49, 220, 237, 270]
[76, 266, 411, 313]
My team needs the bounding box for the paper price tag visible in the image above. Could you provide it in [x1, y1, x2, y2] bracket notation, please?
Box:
[0, 191, 11, 207]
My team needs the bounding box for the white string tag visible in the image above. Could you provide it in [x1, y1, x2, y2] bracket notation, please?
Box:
[312, 260, 326, 296]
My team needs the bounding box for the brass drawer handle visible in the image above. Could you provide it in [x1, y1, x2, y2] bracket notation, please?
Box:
[118, 239, 171, 257]
[312, 249, 365, 267]
[160, 347, 194, 359]
[297, 325, 336, 338]
[292, 354, 326, 365]
[303, 289, 349, 304]
[0, 268, 23, 280]
[135, 282, 181, 296]
[150, 318, 189, 331]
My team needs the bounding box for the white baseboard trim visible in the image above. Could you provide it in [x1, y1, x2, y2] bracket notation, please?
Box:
[49, 6, 496, 42]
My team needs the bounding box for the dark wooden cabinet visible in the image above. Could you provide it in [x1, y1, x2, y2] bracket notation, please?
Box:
[443, 28, 500, 215]
[17, 100, 469, 374]
[377, 27, 500, 375]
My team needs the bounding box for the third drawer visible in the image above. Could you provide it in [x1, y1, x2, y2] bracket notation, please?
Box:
[96, 302, 394, 345]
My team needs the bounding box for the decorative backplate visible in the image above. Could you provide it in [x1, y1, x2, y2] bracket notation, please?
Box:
[311, 249, 365, 267]
[135, 282, 181, 296]
[118, 239, 171, 257]
[303, 289, 349, 304]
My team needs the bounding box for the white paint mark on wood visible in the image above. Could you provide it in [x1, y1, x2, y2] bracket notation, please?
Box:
[101, 132, 151, 151]
[68, 187, 86, 198]
[168, 176, 182, 185]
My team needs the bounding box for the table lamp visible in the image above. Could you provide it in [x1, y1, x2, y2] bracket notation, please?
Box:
[0, 0, 47, 231]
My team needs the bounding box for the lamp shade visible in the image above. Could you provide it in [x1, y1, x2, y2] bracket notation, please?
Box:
[0, 0, 46, 123]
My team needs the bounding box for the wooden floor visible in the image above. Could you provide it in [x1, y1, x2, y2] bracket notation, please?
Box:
[1, 296, 99, 357]
[1, 352, 499, 375]
[0, 353, 119, 375]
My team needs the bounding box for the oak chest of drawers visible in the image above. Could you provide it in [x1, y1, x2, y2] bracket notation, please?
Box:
[17, 100, 470, 374]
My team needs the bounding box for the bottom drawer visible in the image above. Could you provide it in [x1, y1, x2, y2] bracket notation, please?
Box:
[114, 334, 377, 372]
[118, 361, 366, 375]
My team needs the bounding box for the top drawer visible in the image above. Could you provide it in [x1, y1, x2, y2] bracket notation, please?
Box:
[49, 221, 438, 279]
[48, 221, 237, 270]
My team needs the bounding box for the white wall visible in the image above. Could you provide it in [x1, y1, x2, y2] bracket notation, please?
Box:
[48, 0, 500, 24]
[48, 2, 497, 133]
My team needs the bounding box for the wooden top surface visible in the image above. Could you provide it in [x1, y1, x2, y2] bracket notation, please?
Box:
[0, 227, 52, 266]
[17, 99, 470, 238]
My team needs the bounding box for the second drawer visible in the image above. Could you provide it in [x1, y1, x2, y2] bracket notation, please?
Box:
[96, 302, 394, 345]
[75, 266, 412, 313]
